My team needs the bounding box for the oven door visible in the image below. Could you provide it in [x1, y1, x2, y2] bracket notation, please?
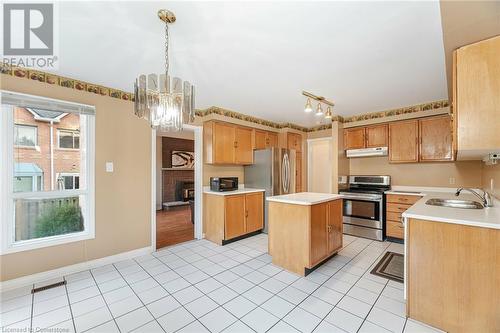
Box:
[342, 196, 382, 229]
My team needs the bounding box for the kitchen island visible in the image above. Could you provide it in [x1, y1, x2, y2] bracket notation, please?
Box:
[402, 192, 500, 333]
[267, 193, 343, 276]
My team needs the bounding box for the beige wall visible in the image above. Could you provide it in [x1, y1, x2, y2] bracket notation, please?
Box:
[203, 165, 244, 186]
[0, 74, 152, 281]
[350, 157, 482, 188]
[482, 163, 500, 199]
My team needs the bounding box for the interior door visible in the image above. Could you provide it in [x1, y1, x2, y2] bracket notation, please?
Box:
[310, 202, 328, 267]
[225, 195, 245, 239]
[234, 126, 253, 164]
[214, 122, 235, 164]
[328, 200, 343, 254]
[245, 192, 263, 233]
[307, 138, 332, 193]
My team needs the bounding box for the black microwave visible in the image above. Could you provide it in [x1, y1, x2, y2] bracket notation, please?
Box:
[210, 177, 238, 192]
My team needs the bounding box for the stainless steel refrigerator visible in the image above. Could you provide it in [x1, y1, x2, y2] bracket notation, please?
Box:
[244, 148, 296, 233]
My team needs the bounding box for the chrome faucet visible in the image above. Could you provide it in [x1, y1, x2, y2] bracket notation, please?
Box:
[455, 188, 494, 207]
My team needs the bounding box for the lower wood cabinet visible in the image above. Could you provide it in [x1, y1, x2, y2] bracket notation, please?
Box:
[268, 199, 343, 275]
[204, 191, 264, 245]
[386, 194, 422, 240]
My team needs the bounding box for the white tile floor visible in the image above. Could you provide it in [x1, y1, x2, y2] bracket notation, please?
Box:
[0, 234, 444, 333]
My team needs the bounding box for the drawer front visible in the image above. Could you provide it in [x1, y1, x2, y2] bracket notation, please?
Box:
[387, 202, 412, 213]
[386, 211, 403, 223]
[386, 221, 404, 239]
[386, 194, 421, 205]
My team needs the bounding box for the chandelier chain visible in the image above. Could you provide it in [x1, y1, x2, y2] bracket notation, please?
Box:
[164, 21, 169, 77]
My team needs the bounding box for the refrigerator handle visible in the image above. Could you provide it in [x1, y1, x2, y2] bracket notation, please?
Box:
[283, 152, 290, 193]
[281, 153, 287, 193]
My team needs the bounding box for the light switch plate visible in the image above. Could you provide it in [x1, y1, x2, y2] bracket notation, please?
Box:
[106, 162, 114, 173]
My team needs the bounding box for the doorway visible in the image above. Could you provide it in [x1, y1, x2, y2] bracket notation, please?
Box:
[152, 125, 203, 250]
[307, 137, 332, 193]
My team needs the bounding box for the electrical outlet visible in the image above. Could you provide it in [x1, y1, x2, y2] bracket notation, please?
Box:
[449, 177, 456, 185]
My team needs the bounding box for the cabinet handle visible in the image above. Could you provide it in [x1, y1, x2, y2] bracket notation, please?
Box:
[234, 141, 238, 148]
[398, 198, 408, 201]
[245, 210, 248, 218]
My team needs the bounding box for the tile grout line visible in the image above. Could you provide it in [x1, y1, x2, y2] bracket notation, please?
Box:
[110, 262, 168, 333]
[63, 277, 78, 333]
[87, 269, 123, 333]
[265, 238, 377, 333]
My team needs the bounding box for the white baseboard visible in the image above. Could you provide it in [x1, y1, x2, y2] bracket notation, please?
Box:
[0, 246, 153, 292]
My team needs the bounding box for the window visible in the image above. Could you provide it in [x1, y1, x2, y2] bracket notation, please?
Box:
[14, 124, 37, 147]
[1, 92, 95, 254]
[57, 173, 80, 190]
[58, 129, 80, 149]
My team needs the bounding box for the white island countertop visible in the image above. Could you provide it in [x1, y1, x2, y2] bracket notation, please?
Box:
[402, 191, 500, 230]
[266, 192, 343, 206]
[203, 187, 265, 196]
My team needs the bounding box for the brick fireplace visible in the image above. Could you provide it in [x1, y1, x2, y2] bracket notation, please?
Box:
[162, 137, 194, 203]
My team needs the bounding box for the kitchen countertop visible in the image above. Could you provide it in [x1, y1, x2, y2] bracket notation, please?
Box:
[266, 192, 343, 205]
[401, 191, 500, 230]
[203, 187, 265, 196]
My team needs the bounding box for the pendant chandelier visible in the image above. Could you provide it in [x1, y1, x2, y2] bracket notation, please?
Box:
[134, 9, 195, 131]
[302, 91, 334, 120]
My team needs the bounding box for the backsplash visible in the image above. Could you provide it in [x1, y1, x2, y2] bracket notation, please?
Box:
[482, 163, 500, 199]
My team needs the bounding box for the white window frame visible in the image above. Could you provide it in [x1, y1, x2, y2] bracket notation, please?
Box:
[56, 172, 80, 190]
[57, 128, 80, 150]
[1, 102, 95, 255]
[14, 123, 38, 148]
[13, 174, 43, 192]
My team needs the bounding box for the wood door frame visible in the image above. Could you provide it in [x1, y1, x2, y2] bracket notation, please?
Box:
[306, 137, 332, 193]
[150, 124, 204, 251]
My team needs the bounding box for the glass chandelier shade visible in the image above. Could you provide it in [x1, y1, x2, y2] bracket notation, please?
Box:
[304, 98, 313, 113]
[134, 10, 195, 131]
[315, 102, 323, 116]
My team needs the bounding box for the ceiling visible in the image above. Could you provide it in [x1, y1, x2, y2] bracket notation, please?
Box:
[53, 1, 448, 127]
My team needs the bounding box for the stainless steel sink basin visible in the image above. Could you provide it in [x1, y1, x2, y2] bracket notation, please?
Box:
[425, 198, 484, 209]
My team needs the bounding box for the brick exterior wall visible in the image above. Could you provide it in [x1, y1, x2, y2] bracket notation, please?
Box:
[161, 137, 194, 203]
[14, 107, 80, 191]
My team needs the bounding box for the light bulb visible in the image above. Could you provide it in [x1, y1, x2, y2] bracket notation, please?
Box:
[315, 103, 323, 116]
[325, 106, 332, 119]
[304, 98, 313, 113]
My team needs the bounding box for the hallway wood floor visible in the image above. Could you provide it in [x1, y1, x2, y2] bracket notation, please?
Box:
[156, 206, 194, 249]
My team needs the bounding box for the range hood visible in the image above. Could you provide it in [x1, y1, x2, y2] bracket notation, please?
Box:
[346, 147, 388, 158]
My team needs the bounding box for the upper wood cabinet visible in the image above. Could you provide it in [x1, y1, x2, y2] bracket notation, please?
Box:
[388, 116, 453, 163]
[344, 127, 365, 149]
[254, 130, 279, 150]
[204, 121, 254, 165]
[419, 115, 453, 162]
[365, 124, 388, 148]
[454, 36, 500, 159]
[344, 124, 388, 149]
[287, 132, 302, 153]
[389, 120, 419, 163]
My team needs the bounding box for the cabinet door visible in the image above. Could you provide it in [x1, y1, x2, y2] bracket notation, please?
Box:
[366, 124, 388, 148]
[267, 132, 279, 148]
[419, 116, 453, 161]
[225, 195, 246, 239]
[287, 133, 302, 153]
[214, 122, 235, 164]
[295, 152, 302, 192]
[389, 120, 419, 163]
[254, 130, 267, 150]
[234, 126, 254, 164]
[310, 203, 328, 267]
[344, 128, 365, 149]
[327, 200, 343, 254]
[456, 36, 500, 155]
[245, 192, 263, 233]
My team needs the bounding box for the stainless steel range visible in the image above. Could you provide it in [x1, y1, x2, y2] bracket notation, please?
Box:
[339, 175, 390, 241]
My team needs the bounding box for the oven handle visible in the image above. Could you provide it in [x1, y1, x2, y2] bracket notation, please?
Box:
[341, 195, 383, 202]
